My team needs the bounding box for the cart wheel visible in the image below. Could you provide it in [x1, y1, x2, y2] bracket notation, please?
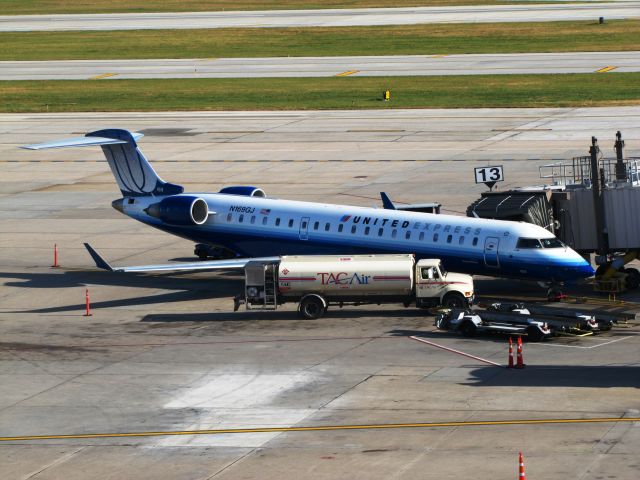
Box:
[624, 268, 640, 290]
[458, 320, 477, 337]
[526, 325, 544, 342]
[299, 295, 325, 320]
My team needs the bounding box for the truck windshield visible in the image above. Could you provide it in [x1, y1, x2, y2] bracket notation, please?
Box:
[540, 238, 564, 249]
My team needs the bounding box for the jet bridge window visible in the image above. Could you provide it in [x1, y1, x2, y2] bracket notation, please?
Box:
[540, 238, 564, 249]
[516, 238, 542, 249]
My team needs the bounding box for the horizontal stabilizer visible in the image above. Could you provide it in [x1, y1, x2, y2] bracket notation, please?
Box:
[22, 133, 144, 150]
[84, 243, 279, 273]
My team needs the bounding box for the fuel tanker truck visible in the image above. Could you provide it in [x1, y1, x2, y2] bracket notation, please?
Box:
[234, 254, 474, 319]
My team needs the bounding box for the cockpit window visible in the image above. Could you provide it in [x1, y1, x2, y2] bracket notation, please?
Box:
[540, 238, 564, 249]
[516, 238, 542, 249]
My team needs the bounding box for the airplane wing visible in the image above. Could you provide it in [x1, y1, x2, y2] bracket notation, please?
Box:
[84, 243, 279, 273]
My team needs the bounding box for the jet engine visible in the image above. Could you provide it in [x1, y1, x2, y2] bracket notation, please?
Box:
[219, 186, 266, 197]
[145, 196, 209, 225]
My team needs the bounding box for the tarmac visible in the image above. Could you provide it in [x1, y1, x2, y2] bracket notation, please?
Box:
[2, 3, 640, 31]
[3, 52, 639, 80]
[1, 109, 639, 479]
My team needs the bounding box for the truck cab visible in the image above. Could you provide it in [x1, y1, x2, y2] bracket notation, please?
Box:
[415, 259, 474, 309]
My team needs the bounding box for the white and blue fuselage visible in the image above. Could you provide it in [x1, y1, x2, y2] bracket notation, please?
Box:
[124, 193, 593, 282]
[23, 128, 594, 283]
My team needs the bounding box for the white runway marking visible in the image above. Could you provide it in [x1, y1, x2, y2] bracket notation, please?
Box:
[531, 336, 632, 349]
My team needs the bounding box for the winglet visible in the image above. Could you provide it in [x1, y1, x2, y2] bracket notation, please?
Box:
[83, 243, 114, 272]
[380, 192, 396, 210]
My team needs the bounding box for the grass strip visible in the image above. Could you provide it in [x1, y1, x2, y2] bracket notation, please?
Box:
[2, 74, 639, 112]
[2, 1, 578, 15]
[1, 21, 637, 61]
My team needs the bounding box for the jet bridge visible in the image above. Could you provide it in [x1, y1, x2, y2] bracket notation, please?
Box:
[467, 132, 640, 292]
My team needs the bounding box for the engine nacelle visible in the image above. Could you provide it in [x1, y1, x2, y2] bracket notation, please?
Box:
[219, 186, 266, 197]
[145, 196, 209, 225]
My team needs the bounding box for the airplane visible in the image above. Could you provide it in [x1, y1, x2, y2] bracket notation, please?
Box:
[23, 128, 594, 295]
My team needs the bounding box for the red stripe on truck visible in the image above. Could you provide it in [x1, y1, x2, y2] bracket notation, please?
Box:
[373, 276, 411, 281]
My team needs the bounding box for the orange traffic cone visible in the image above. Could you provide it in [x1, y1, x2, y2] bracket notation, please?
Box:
[519, 452, 526, 480]
[84, 288, 92, 317]
[516, 335, 525, 369]
[508, 337, 514, 368]
[52, 244, 59, 268]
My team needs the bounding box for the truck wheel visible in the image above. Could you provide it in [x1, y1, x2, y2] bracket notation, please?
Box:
[442, 293, 466, 309]
[526, 326, 544, 342]
[458, 320, 477, 337]
[299, 295, 325, 320]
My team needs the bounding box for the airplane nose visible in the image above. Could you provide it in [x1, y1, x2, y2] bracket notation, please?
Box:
[112, 198, 124, 213]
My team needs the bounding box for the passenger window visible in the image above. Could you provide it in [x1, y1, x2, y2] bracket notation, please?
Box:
[351, 225, 357, 234]
[262, 216, 268, 225]
[239, 214, 244, 223]
[251, 215, 256, 224]
[275, 218, 281, 226]
[313, 221, 319, 230]
[447, 235, 452, 243]
[378, 228, 384, 237]
[227, 213, 232, 222]
[338, 224, 344, 233]
[419, 232, 425, 241]
[405, 231, 411, 240]
[433, 233, 439, 242]
[325, 222, 330, 231]
[472, 237, 478, 246]
[288, 219, 294, 228]
[364, 226, 370, 235]
[301, 220, 307, 229]
[392, 229, 397, 239]
[459, 236, 464, 244]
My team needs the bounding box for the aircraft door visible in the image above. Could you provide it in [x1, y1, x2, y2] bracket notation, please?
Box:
[484, 236, 500, 268]
[299, 217, 310, 241]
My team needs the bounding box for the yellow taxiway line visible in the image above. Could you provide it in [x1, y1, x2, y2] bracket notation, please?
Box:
[89, 73, 118, 80]
[335, 70, 359, 77]
[2, 417, 638, 442]
[596, 66, 617, 73]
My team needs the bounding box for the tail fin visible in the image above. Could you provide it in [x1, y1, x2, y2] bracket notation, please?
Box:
[22, 128, 183, 197]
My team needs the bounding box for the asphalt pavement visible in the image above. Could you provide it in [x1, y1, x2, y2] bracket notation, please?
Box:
[2, 52, 638, 79]
[1, 3, 639, 31]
